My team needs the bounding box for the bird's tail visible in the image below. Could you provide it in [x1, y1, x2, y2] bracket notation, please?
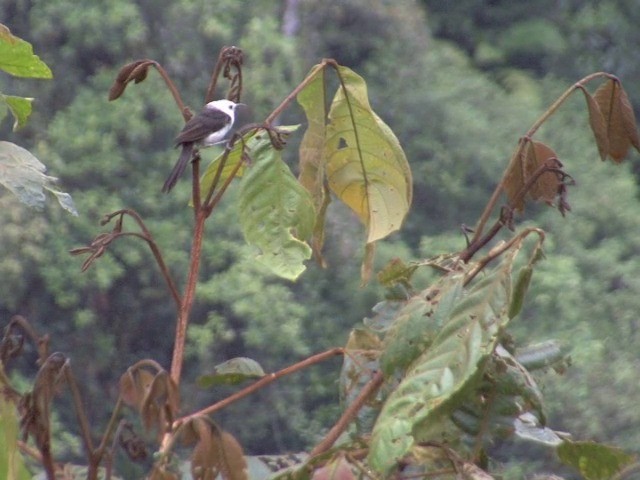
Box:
[162, 143, 193, 193]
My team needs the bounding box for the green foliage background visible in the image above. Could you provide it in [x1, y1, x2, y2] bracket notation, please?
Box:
[1, 0, 639, 474]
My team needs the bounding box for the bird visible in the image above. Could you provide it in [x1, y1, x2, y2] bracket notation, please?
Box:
[162, 99, 243, 193]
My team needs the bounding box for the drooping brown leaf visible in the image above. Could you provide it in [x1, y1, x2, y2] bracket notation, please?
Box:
[581, 87, 609, 161]
[219, 430, 248, 480]
[141, 370, 180, 433]
[108, 60, 152, 101]
[593, 79, 640, 163]
[189, 418, 221, 480]
[504, 140, 562, 213]
[118, 367, 155, 409]
[525, 141, 561, 205]
[20, 353, 67, 450]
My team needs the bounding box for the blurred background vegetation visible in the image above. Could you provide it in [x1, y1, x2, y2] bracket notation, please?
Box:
[2, 0, 640, 476]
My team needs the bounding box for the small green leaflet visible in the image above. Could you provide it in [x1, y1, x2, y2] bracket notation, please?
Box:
[197, 357, 266, 388]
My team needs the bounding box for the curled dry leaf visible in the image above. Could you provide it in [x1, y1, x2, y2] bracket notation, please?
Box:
[141, 370, 180, 433]
[219, 430, 248, 480]
[119, 367, 155, 408]
[108, 60, 152, 101]
[593, 78, 640, 163]
[189, 417, 220, 480]
[504, 140, 562, 213]
[582, 88, 609, 161]
[525, 141, 561, 205]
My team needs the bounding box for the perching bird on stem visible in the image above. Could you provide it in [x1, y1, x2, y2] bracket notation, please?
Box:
[163, 99, 243, 192]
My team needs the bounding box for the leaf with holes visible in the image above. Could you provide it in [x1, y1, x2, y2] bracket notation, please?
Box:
[369, 251, 518, 475]
[326, 66, 412, 243]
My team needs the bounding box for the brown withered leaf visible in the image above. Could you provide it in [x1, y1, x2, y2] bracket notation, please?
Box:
[119, 367, 155, 409]
[187, 417, 221, 480]
[108, 60, 152, 101]
[141, 370, 179, 433]
[525, 141, 561, 205]
[219, 430, 248, 480]
[593, 79, 640, 163]
[504, 144, 527, 213]
[504, 140, 562, 213]
[581, 88, 609, 161]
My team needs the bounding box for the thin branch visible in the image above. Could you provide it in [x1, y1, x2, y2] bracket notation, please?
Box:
[169, 208, 207, 384]
[265, 59, 332, 124]
[309, 370, 384, 458]
[174, 348, 344, 426]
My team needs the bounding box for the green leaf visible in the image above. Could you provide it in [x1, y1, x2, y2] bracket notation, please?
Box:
[297, 64, 331, 264]
[197, 357, 266, 388]
[1, 94, 33, 130]
[557, 440, 636, 480]
[0, 24, 52, 78]
[0, 397, 31, 480]
[369, 253, 517, 475]
[238, 128, 314, 280]
[0, 141, 78, 215]
[380, 275, 464, 377]
[326, 66, 412, 243]
[516, 340, 570, 372]
[509, 265, 532, 319]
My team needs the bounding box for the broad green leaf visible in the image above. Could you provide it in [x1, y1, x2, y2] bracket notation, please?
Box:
[197, 357, 266, 388]
[326, 66, 412, 243]
[1, 94, 33, 130]
[238, 130, 314, 280]
[0, 397, 31, 480]
[0, 24, 52, 78]
[369, 253, 517, 475]
[380, 275, 464, 377]
[557, 440, 637, 480]
[0, 141, 78, 215]
[297, 64, 331, 263]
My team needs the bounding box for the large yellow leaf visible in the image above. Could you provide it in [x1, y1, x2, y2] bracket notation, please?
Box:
[325, 67, 412, 243]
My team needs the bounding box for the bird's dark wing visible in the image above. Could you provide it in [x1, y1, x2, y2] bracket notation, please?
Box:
[175, 108, 231, 145]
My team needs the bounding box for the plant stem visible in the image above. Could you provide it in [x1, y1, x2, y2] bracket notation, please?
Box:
[174, 348, 344, 425]
[170, 208, 207, 384]
[309, 370, 384, 457]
